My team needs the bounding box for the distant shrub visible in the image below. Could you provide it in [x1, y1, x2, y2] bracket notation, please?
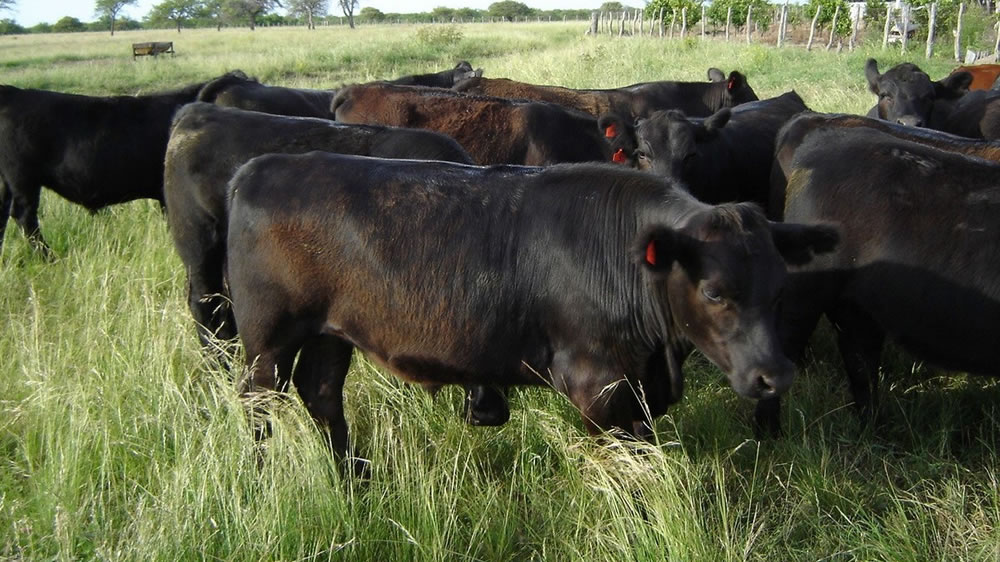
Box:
[415, 25, 464, 47]
[0, 18, 25, 35]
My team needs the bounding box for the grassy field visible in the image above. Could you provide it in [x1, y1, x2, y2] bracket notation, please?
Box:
[2, 23, 998, 561]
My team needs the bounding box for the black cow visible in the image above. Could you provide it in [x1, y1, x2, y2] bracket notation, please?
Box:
[757, 126, 1000, 432]
[865, 59, 971, 128]
[768, 111, 1000, 220]
[452, 69, 758, 119]
[863, 57, 1000, 140]
[602, 91, 808, 216]
[196, 63, 482, 119]
[197, 71, 336, 118]
[226, 153, 838, 455]
[165, 102, 509, 426]
[0, 78, 217, 255]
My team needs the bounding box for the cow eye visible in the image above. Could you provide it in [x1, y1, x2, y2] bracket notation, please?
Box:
[702, 286, 724, 304]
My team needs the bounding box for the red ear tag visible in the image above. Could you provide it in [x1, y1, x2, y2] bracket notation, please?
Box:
[645, 239, 656, 265]
[612, 148, 626, 163]
[727, 78, 736, 91]
[605, 123, 618, 138]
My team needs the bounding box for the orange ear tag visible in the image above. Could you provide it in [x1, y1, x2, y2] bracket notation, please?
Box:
[612, 148, 626, 163]
[604, 123, 617, 138]
[645, 240, 656, 265]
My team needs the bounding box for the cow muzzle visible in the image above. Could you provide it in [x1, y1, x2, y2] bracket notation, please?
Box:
[732, 359, 795, 400]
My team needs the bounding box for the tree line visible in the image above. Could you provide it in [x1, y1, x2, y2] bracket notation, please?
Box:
[0, 0, 594, 35]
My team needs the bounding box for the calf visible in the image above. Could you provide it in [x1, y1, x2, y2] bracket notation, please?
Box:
[387, 60, 482, 87]
[226, 153, 837, 455]
[332, 83, 612, 165]
[0, 78, 218, 255]
[603, 91, 808, 216]
[865, 58, 971, 128]
[452, 68, 757, 119]
[758, 126, 1000, 432]
[165, 102, 509, 426]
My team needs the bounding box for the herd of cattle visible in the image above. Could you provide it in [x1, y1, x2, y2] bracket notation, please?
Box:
[1, 56, 998, 457]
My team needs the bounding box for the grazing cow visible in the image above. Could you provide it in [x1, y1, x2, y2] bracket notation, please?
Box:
[768, 111, 1000, 220]
[165, 102, 509, 426]
[452, 68, 758, 119]
[757, 126, 1000, 433]
[0, 77, 218, 255]
[197, 71, 337, 118]
[949, 64, 1000, 90]
[601, 91, 808, 216]
[226, 152, 838, 455]
[332, 83, 613, 165]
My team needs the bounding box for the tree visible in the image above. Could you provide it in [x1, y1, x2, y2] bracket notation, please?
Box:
[52, 15, 86, 32]
[226, 0, 282, 30]
[646, 0, 702, 26]
[95, 0, 138, 35]
[598, 2, 625, 12]
[338, 0, 358, 28]
[805, 0, 851, 36]
[287, 0, 328, 29]
[0, 1, 15, 13]
[863, 0, 887, 29]
[0, 18, 24, 34]
[431, 6, 455, 21]
[198, 0, 226, 30]
[488, 0, 533, 21]
[359, 6, 385, 22]
[148, 0, 200, 32]
[707, 0, 773, 30]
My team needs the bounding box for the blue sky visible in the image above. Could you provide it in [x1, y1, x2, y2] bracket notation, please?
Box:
[14, 1, 616, 27]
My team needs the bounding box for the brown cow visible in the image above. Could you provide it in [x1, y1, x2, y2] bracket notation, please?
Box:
[452, 68, 758, 119]
[948, 64, 1000, 91]
[331, 83, 613, 165]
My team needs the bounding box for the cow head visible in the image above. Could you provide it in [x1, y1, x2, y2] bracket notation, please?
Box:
[452, 61, 484, 85]
[598, 112, 639, 166]
[723, 71, 759, 105]
[635, 203, 838, 400]
[632, 108, 730, 183]
[865, 58, 971, 127]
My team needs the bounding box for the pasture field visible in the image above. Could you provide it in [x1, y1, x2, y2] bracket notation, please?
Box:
[1, 23, 997, 561]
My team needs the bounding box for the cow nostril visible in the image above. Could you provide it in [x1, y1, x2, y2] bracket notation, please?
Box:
[756, 374, 775, 395]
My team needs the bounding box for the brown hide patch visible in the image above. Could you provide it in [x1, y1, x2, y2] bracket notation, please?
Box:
[469, 78, 613, 116]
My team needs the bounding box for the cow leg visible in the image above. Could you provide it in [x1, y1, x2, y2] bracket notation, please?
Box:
[0, 179, 10, 255]
[10, 184, 50, 256]
[828, 303, 885, 420]
[186, 245, 237, 351]
[552, 353, 633, 436]
[462, 385, 510, 426]
[292, 335, 354, 457]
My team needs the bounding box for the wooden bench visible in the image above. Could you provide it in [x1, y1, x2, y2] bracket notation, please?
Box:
[132, 42, 174, 60]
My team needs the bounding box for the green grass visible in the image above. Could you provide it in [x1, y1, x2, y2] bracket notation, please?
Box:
[1, 23, 996, 560]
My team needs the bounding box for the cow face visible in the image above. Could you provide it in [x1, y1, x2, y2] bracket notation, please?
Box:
[633, 109, 730, 180]
[866, 59, 971, 127]
[725, 71, 759, 105]
[635, 204, 838, 400]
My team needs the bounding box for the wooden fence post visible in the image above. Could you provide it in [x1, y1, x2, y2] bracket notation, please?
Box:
[926, 3, 937, 58]
[954, 2, 965, 61]
[726, 7, 731, 41]
[659, 7, 665, 37]
[670, 8, 677, 38]
[639, 9, 644, 35]
[777, 4, 786, 47]
[746, 5, 752, 44]
[826, 4, 840, 50]
[901, 5, 910, 51]
[994, 21, 999, 59]
[882, 5, 892, 49]
[681, 7, 687, 38]
[701, 5, 706, 38]
[850, 5, 859, 50]
[619, 10, 626, 37]
[589, 11, 599, 35]
[807, 6, 821, 51]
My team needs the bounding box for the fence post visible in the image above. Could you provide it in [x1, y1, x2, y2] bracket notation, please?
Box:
[925, 3, 937, 58]
[746, 5, 752, 43]
[994, 21, 999, 59]
[659, 7, 665, 37]
[680, 7, 687, 38]
[619, 10, 626, 36]
[726, 7, 731, 41]
[777, 4, 785, 47]
[882, 5, 892, 49]
[901, 5, 910, 51]
[589, 11, 599, 35]
[639, 8, 644, 35]
[826, 4, 840, 50]
[954, 2, 965, 61]
[850, 5, 859, 50]
[807, 6, 821, 51]
[670, 8, 676, 38]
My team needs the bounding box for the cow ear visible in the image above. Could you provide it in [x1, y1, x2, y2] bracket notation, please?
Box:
[934, 71, 972, 99]
[703, 108, 731, 134]
[707, 67, 725, 82]
[598, 112, 637, 165]
[726, 71, 746, 92]
[769, 222, 839, 266]
[865, 58, 882, 94]
[633, 227, 697, 275]
[474, 68, 484, 78]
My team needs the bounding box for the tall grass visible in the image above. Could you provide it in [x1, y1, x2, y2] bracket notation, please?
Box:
[1, 23, 996, 560]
